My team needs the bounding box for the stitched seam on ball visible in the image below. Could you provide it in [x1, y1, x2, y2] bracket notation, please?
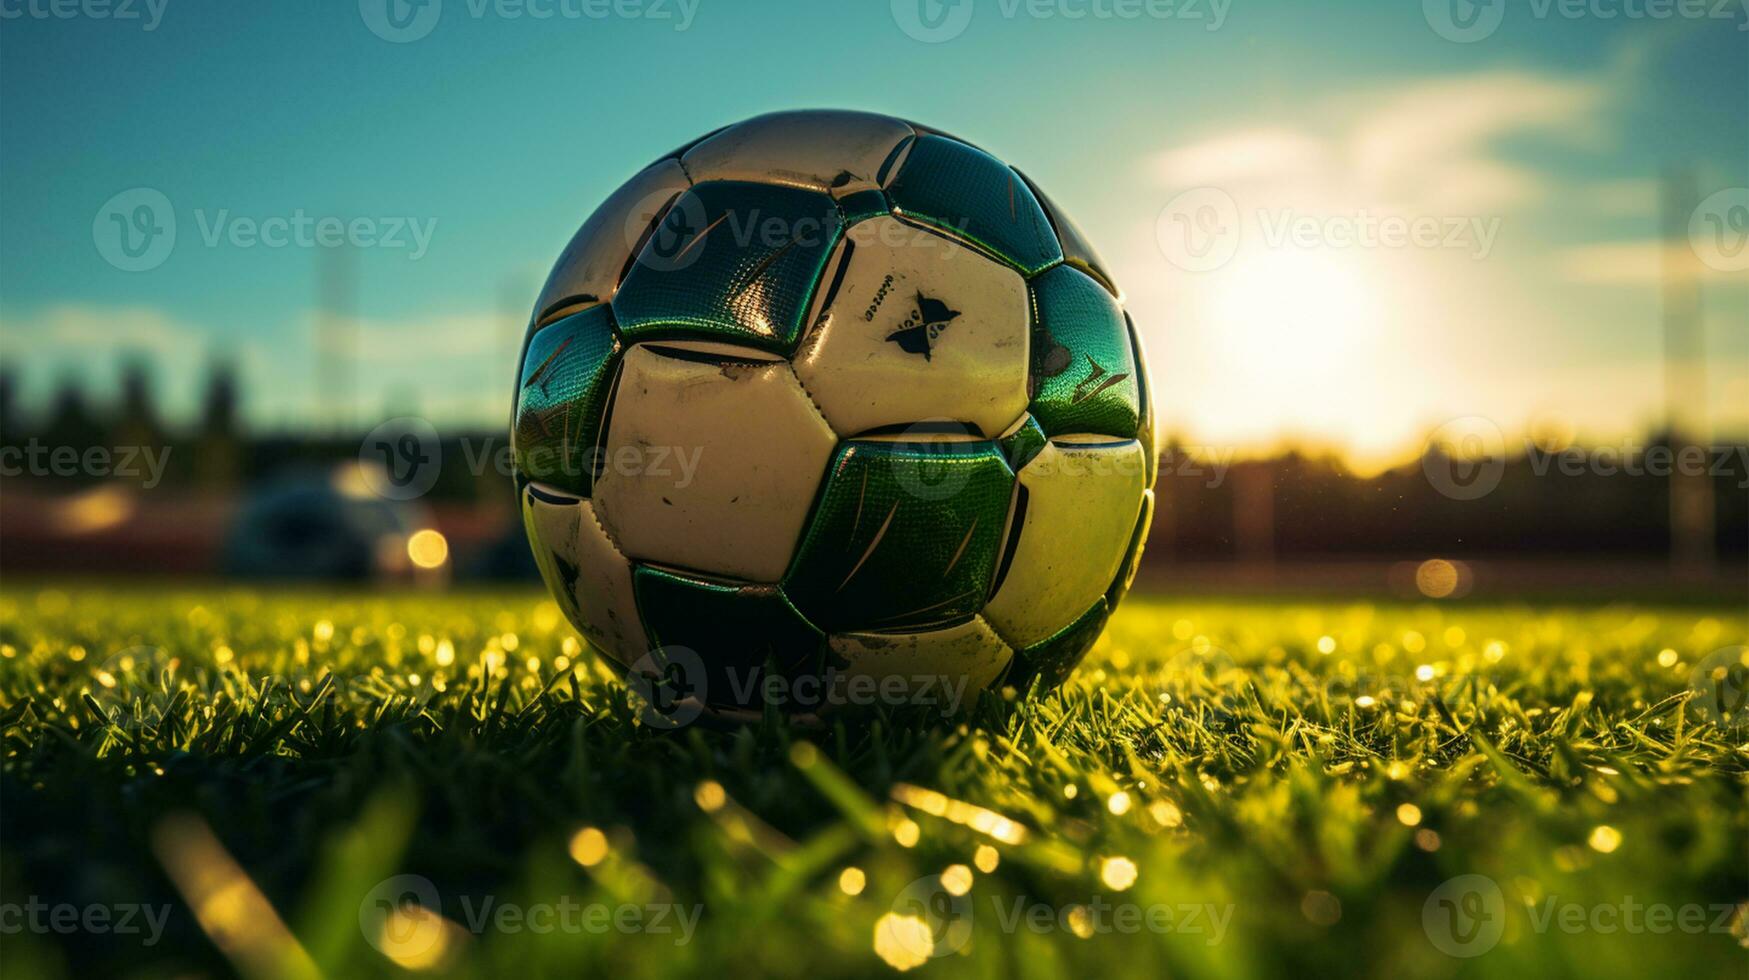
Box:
[583, 498, 632, 560]
[786, 363, 835, 435]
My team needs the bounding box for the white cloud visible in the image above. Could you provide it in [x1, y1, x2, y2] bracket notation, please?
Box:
[1152, 69, 1609, 215]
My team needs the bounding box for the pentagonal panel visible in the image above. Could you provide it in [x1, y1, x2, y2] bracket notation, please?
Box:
[1107, 489, 1154, 612]
[983, 440, 1145, 648]
[533, 159, 690, 322]
[513, 305, 621, 496]
[613, 181, 843, 355]
[885, 135, 1063, 276]
[1028, 264, 1141, 439]
[592, 344, 836, 583]
[784, 440, 1015, 634]
[827, 616, 1013, 709]
[1127, 313, 1158, 487]
[521, 485, 644, 669]
[794, 216, 1030, 439]
[1004, 598, 1108, 693]
[681, 110, 915, 196]
[633, 566, 826, 711]
[1017, 170, 1120, 299]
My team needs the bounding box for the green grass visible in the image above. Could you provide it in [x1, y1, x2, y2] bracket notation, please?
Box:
[1, 586, 1745, 979]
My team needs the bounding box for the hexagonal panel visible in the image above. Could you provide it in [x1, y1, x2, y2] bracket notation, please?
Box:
[1028, 264, 1140, 439]
[591, 344, 837, 583]
[784, 439, 1015, 634]
[532, 159, 689, 323]
[983, 439, 1146, 648]
[520, 485, 644, 669]
[513, 305, 621, 496]
[680, 110, 915, 196]
[1017, 169, 1119, 299]
[885, 135, 1063, 276]
[633, 565, 827, 711]
[793, 216, 1030, 439]
[827, 616, 1013, 709]
[613, 180, 844, 356]
[1004, 598, 1108, 693]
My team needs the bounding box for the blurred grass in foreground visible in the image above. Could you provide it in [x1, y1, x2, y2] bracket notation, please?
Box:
[1, 587, 1745, 978]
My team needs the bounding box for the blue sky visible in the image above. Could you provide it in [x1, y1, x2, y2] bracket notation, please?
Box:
[1, 0, 1744, 464]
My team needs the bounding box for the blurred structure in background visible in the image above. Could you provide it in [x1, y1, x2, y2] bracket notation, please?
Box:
[0, 350, 1741, 596]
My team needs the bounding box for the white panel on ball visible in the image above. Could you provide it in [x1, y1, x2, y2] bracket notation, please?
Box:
[680, 110, 914, 195]
[827, 616, 1014, 707]
[522, 489, 647, 668]
[983, 440, 1146, 649]
[592, 344, 837, 583]
[794, 217, 1030, 439]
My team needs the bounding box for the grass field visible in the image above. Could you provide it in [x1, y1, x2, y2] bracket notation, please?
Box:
[1, 586, 1745, 978]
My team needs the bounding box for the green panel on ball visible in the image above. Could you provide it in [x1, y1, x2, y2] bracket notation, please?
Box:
[836, 189, 889, 226]
[784, 441, 1016, 633]
[885, 135, 1063, 276]
[633, 565, 827, 710]
[1127, 312, 1158, 487]
[1106, 489, 1154, 612]
[1005, 597, 1108, 693]
[613, 180, 843, 355]
[1028, 264, 1140, 439]
[997, 415, 1048, 472]
[513, 305, 621, 495]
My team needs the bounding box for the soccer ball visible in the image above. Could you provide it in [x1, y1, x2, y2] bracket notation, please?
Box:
[513, 110, 1155, 721]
